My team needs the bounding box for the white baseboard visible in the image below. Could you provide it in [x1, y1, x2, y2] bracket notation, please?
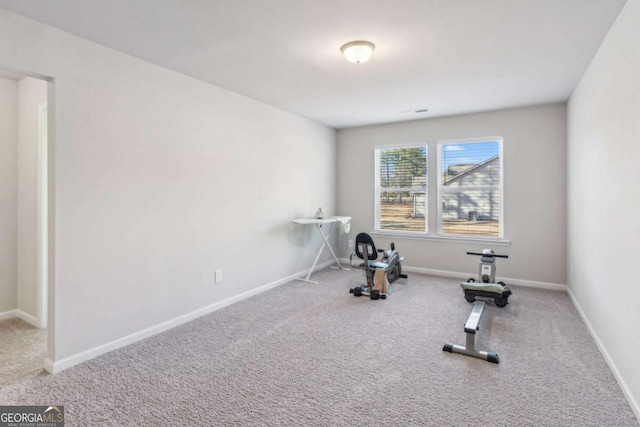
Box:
[0, 309, 46, 328]
[43, 358, 55, 374]
[0, 309, 17, 322]
[404, 266, 567, 291]
[340, 259, 567, 292]
[16, 309, 41, 328]
[567, 288, 640, 422]
[47, 259, 336, 374]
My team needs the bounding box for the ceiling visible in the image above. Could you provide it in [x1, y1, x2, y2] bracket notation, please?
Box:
[0, 0, 628, 129]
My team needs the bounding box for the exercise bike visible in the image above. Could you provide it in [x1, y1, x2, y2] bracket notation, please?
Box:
[348, 232, 407, 300]
[443, 249, 512, 363]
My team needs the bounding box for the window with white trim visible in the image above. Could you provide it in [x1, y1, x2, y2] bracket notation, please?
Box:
[374, 145, 427, 233]
[438, 138, 503, 238]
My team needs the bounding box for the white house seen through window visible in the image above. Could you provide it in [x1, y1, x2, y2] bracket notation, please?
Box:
[438, 138, 503, 238]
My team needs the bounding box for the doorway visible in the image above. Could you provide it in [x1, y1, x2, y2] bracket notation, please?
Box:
[0, 70, 50, 385]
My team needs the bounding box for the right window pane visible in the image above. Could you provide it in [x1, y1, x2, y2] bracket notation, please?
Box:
[438, 139, 503, 238]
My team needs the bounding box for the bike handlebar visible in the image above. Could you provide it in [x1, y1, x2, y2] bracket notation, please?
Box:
[466, 251, 509, 258]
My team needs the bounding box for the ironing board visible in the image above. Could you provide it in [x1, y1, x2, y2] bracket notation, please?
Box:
[292, 216, 351, 284]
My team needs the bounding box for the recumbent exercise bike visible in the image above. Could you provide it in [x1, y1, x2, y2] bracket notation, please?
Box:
[348, 232, 407, 300]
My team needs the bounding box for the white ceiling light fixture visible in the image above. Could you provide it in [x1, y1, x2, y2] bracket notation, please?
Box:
[340, 41, 375, 64]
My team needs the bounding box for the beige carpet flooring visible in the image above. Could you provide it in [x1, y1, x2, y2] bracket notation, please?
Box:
[0, 269, 637, 426]
[0, 317, 47, 387]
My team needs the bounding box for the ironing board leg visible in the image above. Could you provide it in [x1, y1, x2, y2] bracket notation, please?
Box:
[296, 222, 349, 284]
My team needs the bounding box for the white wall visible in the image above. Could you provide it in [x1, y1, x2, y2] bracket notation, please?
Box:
[338, 103, 566, 285]
[0, 76, 18, 315]
[567, 0, 640, 417]
[0, 9, 336, 365]
[17, 77, 47, 320]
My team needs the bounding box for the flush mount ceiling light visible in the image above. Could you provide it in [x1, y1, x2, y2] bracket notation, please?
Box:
[340, 41, 375, 64]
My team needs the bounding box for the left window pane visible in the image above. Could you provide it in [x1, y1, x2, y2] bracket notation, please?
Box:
[375, 145, 428, 232]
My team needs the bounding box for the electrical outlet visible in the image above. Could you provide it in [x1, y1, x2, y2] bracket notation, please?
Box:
[348, 239, 354, 248]
[215, 269, 223, 283]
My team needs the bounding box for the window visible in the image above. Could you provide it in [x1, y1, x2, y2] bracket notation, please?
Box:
[375, 145, 427, 232]
[438, 138, 503, 238]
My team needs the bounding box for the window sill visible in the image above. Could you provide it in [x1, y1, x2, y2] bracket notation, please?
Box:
[370, 230, 511, 246]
